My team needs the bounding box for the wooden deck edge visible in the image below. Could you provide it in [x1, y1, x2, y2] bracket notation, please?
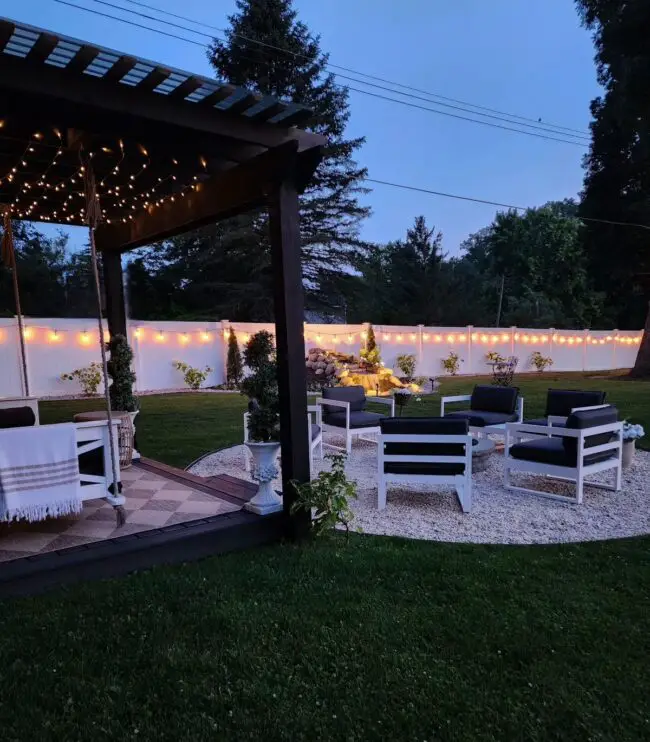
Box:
[136, 457, 254, 506]
[0, 511, 287, 599]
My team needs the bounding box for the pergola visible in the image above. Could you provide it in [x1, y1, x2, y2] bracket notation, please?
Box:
[0, 17, 325, 535]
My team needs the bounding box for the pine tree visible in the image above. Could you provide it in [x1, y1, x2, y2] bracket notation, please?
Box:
[226, 327, 244, 388]
[360, 323, 380, 370]
[209, 0, 370, 313]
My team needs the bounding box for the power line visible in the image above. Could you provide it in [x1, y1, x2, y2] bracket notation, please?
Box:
[57, 0, 589, 146]
[54, 0, 587, 147]
[366, 178, 650, 231]
[118, 0, 590, 140]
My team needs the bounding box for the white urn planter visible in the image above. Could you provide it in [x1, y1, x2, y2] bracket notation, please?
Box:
[245, 441, 283, 515]
[622, 440, 635, 469]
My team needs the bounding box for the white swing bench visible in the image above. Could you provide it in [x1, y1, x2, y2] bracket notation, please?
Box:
[0, 411, 125, 523]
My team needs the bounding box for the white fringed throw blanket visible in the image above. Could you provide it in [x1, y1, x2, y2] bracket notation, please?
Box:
[0, 423, 81, 522]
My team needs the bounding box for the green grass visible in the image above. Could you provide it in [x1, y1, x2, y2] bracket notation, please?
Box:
[24, 372, 650, 741]
[41, 371, 650, 468]
[1, 534, 650, 741]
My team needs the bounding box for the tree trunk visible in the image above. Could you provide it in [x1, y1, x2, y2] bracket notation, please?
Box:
[630, 300, 650, 378]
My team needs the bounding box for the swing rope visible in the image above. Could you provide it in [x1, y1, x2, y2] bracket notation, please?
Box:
[81, 151, 125, 526]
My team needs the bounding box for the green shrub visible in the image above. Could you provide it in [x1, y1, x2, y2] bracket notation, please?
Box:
[530, 351, 554, 372]
[291, 453, 358, 539]
[173, 361, 213, 390]
[441, 351, 462, 375]
[107, 334, 138, 411]
[396, 353, 417, 380]
[360, 324, 381, 371]
[241, 331, 280, 442]
[61, 362, 102, 396]
[226, 328, 243, 389]
[486, 351, 506, 364]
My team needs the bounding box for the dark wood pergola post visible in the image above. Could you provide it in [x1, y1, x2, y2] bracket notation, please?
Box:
[102, 251, 127, 339]
[268, 176, 311, 538]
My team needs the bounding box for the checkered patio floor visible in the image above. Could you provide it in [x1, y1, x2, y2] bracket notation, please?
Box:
[0, 465, 242, 564]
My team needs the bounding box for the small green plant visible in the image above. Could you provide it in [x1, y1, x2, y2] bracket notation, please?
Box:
[173, 360, 213, 390]
[360, 324, 381, 371]
[107, 334, 138, 411]
[486, 351, 506, 364]
[226, 327, 243, 389]
[61, 362, 102, 396]
[396, 353, 417, 381]
[530, 351, 554, 372]
[441, 351, 462, 375]
[240, 330, 280, 442]
[291, 453, 358, 539]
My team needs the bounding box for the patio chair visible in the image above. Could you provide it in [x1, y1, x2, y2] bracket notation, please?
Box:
[440, 385, 523, 436]
[243, 405, 323, 478]
[504, 405, 622, 504]
[524, 389, 606, 429]
[378, 417, 473, 512]
[316, 385, 395, 454]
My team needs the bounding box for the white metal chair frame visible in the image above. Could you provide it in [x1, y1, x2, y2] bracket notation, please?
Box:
[440, 394, 524, 438]
[316, 394, 396, 454]
[503, 419, 623, 504]
[243, 405, 323, 478]
[75, 420, 124, 506]
[377, 429, 473, 512]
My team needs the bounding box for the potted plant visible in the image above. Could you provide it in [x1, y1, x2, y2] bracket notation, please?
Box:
[392, 387, 413, 416]
[107, 334, 140, 460]
[622, 421, 645, 468]
[240, 331, 282, 515]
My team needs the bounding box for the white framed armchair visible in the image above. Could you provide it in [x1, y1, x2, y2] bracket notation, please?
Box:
[504, 405, 622, 504]
[316, 385, 395, 454]
[243, 405, 323, 478]
[441, 385, 523, 437]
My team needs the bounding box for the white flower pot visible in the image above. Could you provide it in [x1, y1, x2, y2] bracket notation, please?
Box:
[245, 441, 283, 515]
[622, 439, 635, 469]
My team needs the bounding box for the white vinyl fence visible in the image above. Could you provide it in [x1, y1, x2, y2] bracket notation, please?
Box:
[0, 317, 643, 398]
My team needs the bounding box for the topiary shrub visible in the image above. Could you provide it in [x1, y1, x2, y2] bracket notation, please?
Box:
[107, 334, 138, 411]
[226, 327, 243, 389]
[360, 324, 381, 371]
[240, 331, 280, 442]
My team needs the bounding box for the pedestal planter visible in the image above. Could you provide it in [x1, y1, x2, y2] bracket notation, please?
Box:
[245, 441, 283, 515]
[622, 440, 635, 469]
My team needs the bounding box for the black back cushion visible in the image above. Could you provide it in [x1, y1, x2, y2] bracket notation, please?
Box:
[381, 417, 469, 460]
[470, 385, 519, 414]
[322, 385, 366, 414]
[546, 389, 606, 418]
[0, 406, 36, 429]
[562, 405, 618, 460]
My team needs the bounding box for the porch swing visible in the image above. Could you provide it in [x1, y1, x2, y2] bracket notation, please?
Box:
[0, 154, 126, 527]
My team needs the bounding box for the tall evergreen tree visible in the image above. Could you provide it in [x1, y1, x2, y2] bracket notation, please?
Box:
[208, 0, 370, 313]
[575, 0, 650, 337]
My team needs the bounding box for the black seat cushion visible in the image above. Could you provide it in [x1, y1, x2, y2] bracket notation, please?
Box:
[325, 410, 385, 429]
[470, 385, 519, 414]
[380, 417, 468, 476]
[311, 423, 321, 441]
[510, 437, 617, 468]
[545, 389, 606, 418]
[322, 386, 366, 422]
[563, 405, 619, 460]
[0, 406, 36, 428]
[445, 410, 518, 427]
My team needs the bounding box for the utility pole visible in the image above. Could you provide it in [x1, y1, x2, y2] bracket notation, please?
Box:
[496, 274, 505, 327]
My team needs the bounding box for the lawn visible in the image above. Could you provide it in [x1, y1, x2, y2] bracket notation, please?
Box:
[1, 534, 650, 741]
[20, 371, 650, 741]
[40, 371, 650, 468]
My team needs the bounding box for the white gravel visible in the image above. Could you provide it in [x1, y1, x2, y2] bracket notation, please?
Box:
[189, 432, 650, 545]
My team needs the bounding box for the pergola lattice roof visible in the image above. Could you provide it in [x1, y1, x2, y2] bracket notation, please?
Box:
[0, 16, 324, 249]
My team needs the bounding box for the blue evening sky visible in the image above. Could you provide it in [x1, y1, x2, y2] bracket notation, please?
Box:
[9, 0, 599, 255]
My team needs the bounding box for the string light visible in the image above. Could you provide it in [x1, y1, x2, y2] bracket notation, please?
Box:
[79, 331, 91, 346]
[156, 332, 166, 343]
[133, 327, 143, 339]
[48, 330, 61, 343]
[201, 331, 211, 343]
[23, 327, 33, 341]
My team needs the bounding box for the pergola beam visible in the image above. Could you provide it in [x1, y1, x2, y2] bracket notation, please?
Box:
[95, 141, 306, 252]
